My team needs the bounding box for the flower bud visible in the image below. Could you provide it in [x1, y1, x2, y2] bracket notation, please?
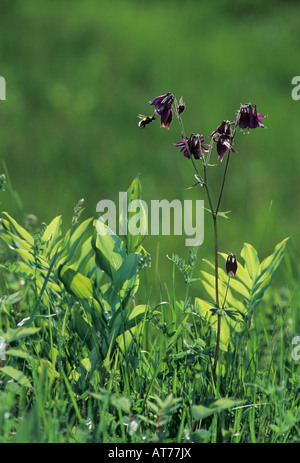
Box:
[226, 253, 237, 276]
[178, 96, 185, 115]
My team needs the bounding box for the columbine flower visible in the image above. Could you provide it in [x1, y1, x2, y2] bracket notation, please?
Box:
[175, 133, 209, 159]
[226, 253, 238, 276]
[237, 103, 267, 129]
[148, 92, 175, 128]
[210, 120, 236, 161]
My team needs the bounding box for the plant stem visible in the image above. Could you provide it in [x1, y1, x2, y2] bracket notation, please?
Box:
[212, 153, 231, 386]
[216, 153, 231, 215]
[174, 104, 232, 386]
[212, 213, 220, 386]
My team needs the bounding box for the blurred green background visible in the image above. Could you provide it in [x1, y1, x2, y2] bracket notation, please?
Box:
[1, 0, 299, 302]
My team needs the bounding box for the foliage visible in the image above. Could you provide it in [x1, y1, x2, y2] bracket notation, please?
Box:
[0, 173, 299, 443]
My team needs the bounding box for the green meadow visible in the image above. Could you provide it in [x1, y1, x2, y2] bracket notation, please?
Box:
[0, 0, 299, 443]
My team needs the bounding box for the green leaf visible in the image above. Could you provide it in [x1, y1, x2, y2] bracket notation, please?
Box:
[104, 252, 140, 313]
[110, 252, 140, 302]
[6, 348, 34, 360]
[200, 269, 245, 314]
[0, 327, 40, 343]
[67, 236, 94, 274]
[56, 217, 94, 264]
[41, 216, 62, 252]
[218, 253, 252, 296]
[249, 238, 289, 308]
[216, 210, 232, 220]
[58, 264, 94, 299]
[122, 175, 147, 254]
[1, 212, 34, 245]
[92, 220, 126, 280]
[0, 229, 33, 255]
[240, 243, 260, 281]
[1, 366, 32, 388]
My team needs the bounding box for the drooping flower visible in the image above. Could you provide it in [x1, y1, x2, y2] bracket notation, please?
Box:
[226, 253, 237, 276]
[175, 133, 209, 159]
[210, 120, 236, 161]
[148, 92, 175, 128]
[238, 103, 267, 129]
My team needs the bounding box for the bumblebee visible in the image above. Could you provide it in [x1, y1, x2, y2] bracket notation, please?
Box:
[138, 114, 156, 128]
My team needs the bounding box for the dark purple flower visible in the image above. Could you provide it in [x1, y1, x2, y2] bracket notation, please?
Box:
[148, 92, 175, 129]
[226, 253, 237, 276]
[175, 133, 209, 159]
[238, 103, 267, 129]
[210, 120, 236, 161]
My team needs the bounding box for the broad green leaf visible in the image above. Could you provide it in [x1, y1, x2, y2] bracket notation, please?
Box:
[234, 261, 253, 290]
[195, 298, 229, 348]
[92, 220, 126, 280]
[42, 215, 62, 249]
[1, 366, 32, 388]
[58, 264, 94, 299]
[200, 270, 245, 313]
[56, 217, 94, 264]
[217, 253, 252, 299]
[66, 236, 94, 273]
[203, 257, 250, 302]
[240, 243, 260, 281]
